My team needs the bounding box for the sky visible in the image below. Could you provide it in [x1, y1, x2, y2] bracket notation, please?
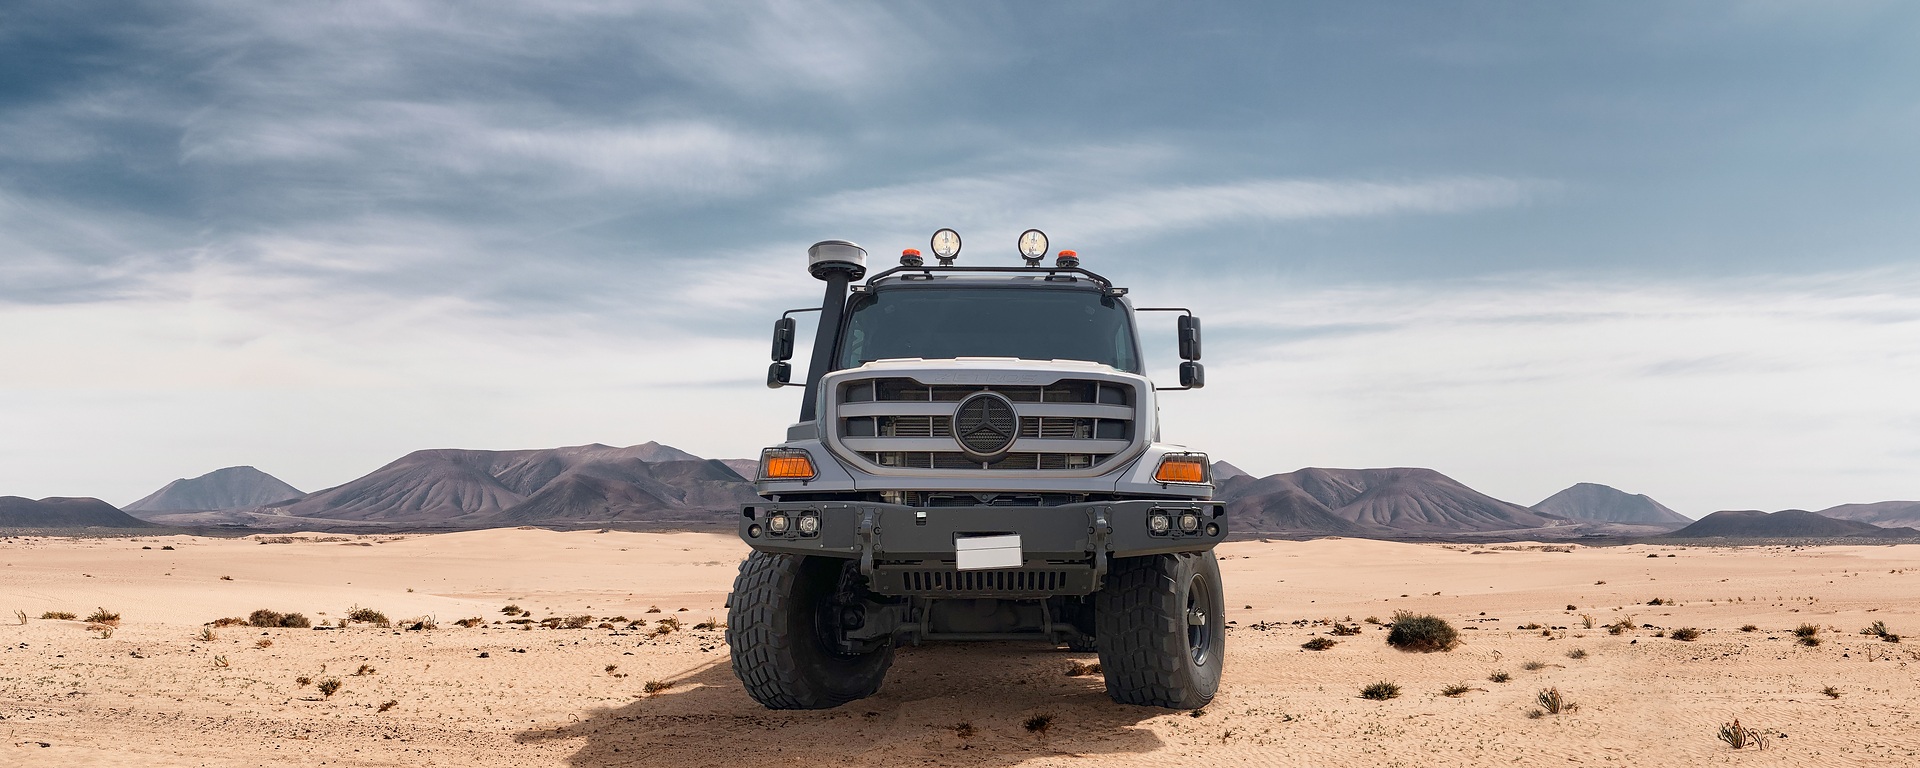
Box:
[3, 1, 1918, 516]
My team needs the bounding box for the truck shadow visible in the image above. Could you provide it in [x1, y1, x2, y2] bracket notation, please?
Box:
[515, 643, 1169, 767]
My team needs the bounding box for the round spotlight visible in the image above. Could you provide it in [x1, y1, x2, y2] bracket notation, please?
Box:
[1178, 512, 1201, 533]
[1018, 229, 1049, 265]
[1149, 513, 1171, 535]
[747, 524, 762, 538]
[930, 229, 961, 265]
[768, 514, 790, 534]
[797, 515, 820, 536]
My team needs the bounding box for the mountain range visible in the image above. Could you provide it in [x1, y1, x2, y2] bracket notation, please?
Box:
[0, 496, 152, 528]
[1669, 509, 1920, 539]
[1531, 482, 1692, 525]
[1216, 467, 1578, 536]
[125, 466, 304, 512]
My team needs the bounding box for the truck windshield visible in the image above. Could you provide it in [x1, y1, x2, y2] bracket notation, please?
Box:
[837, 287, 1140, 372]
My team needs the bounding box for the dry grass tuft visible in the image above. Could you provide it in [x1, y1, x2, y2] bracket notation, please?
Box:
[40, 611, 78, 621]
[255, 638, 273, 648]
[1536, 687, 1578, 714]
[1670, 627, 1702, 642]
[1441, 683, 1472, 697]
[352, 664, 376, 676]
[455, 617, 486, 628]
[1359, 681, 1401, 700]
[1522, 661, 1548, 671]
[198, 626, 217, 642]
[378, 700, 398, 713]
[1488, 671, 1511, 683]
[1566, 648, 1589, 659]
[1385, 611, 1458, 653]
[643, 679, 674, 694]
[953, 722, 975, 739]
[1794, 623, 1822, 646]
[1301, 636, 1338, 651]
[1023, 713, 1054, 734]
[1328, 623, 1361, 636]
[1606, 616, 1635, 635]
[317, 678, 342, 697]
[85, 607, 120, 625]
[1718, 719, 1767, 750]
[295, 676, 312, 686]
[1822, 685, 1841, 698]
[1862, 620, 1901, 643]
[693, 618, 721, 630]
[1740, 624, 1759, 632]
[345, 606, 390, 627]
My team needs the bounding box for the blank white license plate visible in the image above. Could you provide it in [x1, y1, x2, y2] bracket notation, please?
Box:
[954, 534, 1022, 571]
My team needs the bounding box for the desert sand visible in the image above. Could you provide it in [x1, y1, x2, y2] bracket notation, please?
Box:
[4, 531, 1918, 766]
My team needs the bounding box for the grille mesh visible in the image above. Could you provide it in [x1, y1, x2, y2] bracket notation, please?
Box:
[838, 377, 1134, 472]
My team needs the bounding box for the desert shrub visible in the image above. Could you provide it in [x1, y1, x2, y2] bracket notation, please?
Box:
[1517, 623, 1543, 630]
[85, 607, 120, 624]
[1670, 627, 1702, 641]
[353, 664, 376, 676]
[1536, 687, 1577, 714]
[248, 609, 284, 627]
[1647, 598, 1668, 606]
[1329, 623, 1361, 636]
[1488, 671, 1511, 683]
[693, 618, 720, 630]
[1362, 616, 1381, 625]
[1718, 719, 1767, 750]
[1522, 661, 1548, 671]
[1023, 714, 1053, 733]
[1386, 612, 1458, 652]
[316, 678, 341, 697]
[278, 613, 311, 628]
[1441, 683, 1472, 697]
[1580, 614, 1595, 629]
[953, 722, 975, 739]
[1794, 623, 1822, 646]
[295, 676, 312, 686]
[255, 638, 273, 648]
[1066, 660, 1102, 676]
[1740, 624, 1759, 632]
[1862, 621, 1901, 643]
[1606, 616, 1635, 635]
[562, 615, 595, 629]
[1567, 648, 1589, 659]
[345, 606, 389, 626]
[89, 624, 114, 638]
[1359, 681, 1401, 700]
[1822, 685, 1841, 698]
[40, 611, 78, 621]
[455, 617, 485, 628]
[643, 679, 674, 694]
[198, 627, 217, 642]
[404, 617, 437, 631]
[1301, 637, 1337, 651]
[647, 616, 681, 637]
[645, 605, 662, 614]
[378, 700, 398, 712]
[500, 604, 522, 615]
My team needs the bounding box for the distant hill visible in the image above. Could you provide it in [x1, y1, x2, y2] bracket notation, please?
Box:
[1669, 509, 1920, 539]
[1817, 501, 1920, 529]
[1211, 461, 1251, 481]
[719, 459, 759, 481]
[125, 466, 303, 513]
[1218, 467, 1569, 536]
[1532, 483, 1690, 526]
[0, 497, 153, 528]
[279, 442, 756, 524]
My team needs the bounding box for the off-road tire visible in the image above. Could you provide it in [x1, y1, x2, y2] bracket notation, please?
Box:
[1094, 551, 1225, 708]
[727, 551, 893, 709]
[1065, 634, 1099, 652]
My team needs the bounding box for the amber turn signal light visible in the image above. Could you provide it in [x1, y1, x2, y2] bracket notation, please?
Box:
[760, 449, 817, 480]
[1153, 454, 1209, 484]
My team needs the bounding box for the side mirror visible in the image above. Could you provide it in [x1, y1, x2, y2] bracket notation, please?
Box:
[771, 317, 796, 361]
[1179, 361, 1205, 389]
[767, 361, 792, 389]
[1177, 315, 1202, 360]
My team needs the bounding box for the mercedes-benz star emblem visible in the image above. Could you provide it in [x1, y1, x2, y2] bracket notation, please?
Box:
[953, 392, 1019, 460]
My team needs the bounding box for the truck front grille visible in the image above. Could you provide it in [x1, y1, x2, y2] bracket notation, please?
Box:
[833, 377, 1137, 474]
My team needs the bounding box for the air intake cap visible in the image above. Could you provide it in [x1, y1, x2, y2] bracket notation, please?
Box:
[807, 240, 868, 281]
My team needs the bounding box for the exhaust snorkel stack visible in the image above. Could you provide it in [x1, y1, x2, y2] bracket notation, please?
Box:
[799, 240, 868, 423]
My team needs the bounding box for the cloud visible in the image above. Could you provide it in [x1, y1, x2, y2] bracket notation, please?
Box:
[1161, 267, 1920, 516]
[798, 172, 1545, 246]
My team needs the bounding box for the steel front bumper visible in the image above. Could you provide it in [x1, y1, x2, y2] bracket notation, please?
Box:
[738, 500, 1227, 597]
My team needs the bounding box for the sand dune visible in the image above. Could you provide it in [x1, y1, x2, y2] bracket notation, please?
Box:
[4, 531, 1919, 766]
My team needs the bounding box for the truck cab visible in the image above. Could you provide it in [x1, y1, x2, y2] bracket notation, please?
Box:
[727, 230, 1225, 710]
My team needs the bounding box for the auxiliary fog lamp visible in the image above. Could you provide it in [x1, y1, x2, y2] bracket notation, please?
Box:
[1018, 229, 1049, 266]
[930, 228, 962, 265]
